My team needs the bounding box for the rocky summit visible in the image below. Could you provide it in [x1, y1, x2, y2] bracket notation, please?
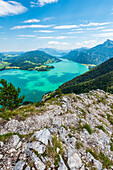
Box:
[0, 89, 113, 169]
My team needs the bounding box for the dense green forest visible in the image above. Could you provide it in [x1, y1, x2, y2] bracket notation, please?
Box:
[59, 57, 113, 94]
[63, 39, 113, 65]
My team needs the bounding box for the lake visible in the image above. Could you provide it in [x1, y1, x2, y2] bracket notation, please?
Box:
[0, 59, 88, 102]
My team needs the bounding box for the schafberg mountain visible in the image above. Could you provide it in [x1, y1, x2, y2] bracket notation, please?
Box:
[59, 57, 113, 94]
[63, 39, 113, 65]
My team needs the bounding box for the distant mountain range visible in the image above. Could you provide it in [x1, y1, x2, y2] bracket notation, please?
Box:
[59, 57, 113, 94]
[1, 39, 113, 68]
[38, 48, 70, 56]
[63, 39, 113, 65]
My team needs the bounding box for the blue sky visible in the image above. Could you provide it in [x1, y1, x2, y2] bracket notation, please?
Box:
[1, 0, 113, 51]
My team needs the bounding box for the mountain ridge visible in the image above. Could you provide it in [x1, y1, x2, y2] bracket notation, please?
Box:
[58, 57, 113, 94]
[63, 39, 113, 65]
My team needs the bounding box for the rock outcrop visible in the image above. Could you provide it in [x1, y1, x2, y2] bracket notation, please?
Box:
[0, 90, 113, 169]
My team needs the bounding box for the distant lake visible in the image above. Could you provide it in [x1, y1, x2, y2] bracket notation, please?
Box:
[0, 59, 88, 103]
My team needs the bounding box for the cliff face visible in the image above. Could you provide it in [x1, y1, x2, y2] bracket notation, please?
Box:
[0, 89, 113, 169]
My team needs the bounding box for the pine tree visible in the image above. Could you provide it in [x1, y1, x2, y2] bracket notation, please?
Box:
[0, 79, 25, 111]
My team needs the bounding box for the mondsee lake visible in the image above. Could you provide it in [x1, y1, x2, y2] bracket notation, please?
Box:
[0, 59, 88, 103]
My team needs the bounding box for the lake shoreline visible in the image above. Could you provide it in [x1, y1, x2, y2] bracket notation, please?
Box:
[0, 59, 88, 103]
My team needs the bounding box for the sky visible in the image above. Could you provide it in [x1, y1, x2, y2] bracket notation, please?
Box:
[1, 0, 113, 51]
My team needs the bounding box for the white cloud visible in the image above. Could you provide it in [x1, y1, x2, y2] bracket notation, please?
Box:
[48, 41, 69, 45]
[102, 29, 113, 32]
[54, 25, 78, 29]
[0, 0, 27, 16]
[54, 22, 111, 29]
[38, 36, 53, 39]
[37, 30, 54, 33]
[76, 40, 97, 48]
[43, 17, 55, 21]
[11, 24, 52, 30]
[67, 31, 83, 34]
[2, 37, 7, 40]
[30, 0, 58, 7]
[24, 19, 40, 23]
[18, 35, 36, 38]
[93, 32, 113, 37]
[79, 22, 111, 27]
[37, 36, 74, 39]
[86, 27, 105, 31]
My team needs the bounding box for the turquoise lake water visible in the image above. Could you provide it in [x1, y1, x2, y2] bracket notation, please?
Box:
[0, 59, 88, 102]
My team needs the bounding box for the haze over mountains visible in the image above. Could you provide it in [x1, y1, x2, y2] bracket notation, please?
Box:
[38, 48, 70, 56]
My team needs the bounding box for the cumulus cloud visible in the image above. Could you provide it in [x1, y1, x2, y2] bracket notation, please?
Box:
[24, 19, 40, 23]
[11, 24, 52, 30]
[0, 0, 27, 16]
[30, 0, 58, 7]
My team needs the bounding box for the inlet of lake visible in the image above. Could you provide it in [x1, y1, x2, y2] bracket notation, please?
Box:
[0, 59, 88, 103]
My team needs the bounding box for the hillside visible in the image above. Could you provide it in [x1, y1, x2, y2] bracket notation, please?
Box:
[0, 90, 113, 169]
[63, 39, 113, 65]
[59, 57, 113, 94]
[4, 50, 61, 71]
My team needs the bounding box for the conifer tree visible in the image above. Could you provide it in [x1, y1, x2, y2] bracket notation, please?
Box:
[0, 79, 25, 110]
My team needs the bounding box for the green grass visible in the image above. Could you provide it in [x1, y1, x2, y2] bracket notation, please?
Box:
[86, 148, 113, 168]
[107, 113, 113, 125]
[0, 104, 47, 120]
[83, 123, 93, 134]
[110, 142, 113, 151]
[0, 132, 34, 143]
[45, 134, 64, 168]
[76, 141, 83, 149]
[96, 125, 106, 133]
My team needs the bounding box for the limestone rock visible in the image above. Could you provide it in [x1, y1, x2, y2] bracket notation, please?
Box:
[26, 141, 46, 154]
[0, 154, 3, 159]
[87, 152, 103, 170]
[13, 161, 25, 170]
[68, 151, 82, 169]
[0, 141, 4, 147]
[25, 166, 30, 170]
[58, 155, 67, 170]
[33, 128, 51, 145]
[13, 135, 20, 147]
[31, 152, 45, 170]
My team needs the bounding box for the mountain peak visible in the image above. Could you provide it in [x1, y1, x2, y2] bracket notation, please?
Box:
[103, 39, 113, 46]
